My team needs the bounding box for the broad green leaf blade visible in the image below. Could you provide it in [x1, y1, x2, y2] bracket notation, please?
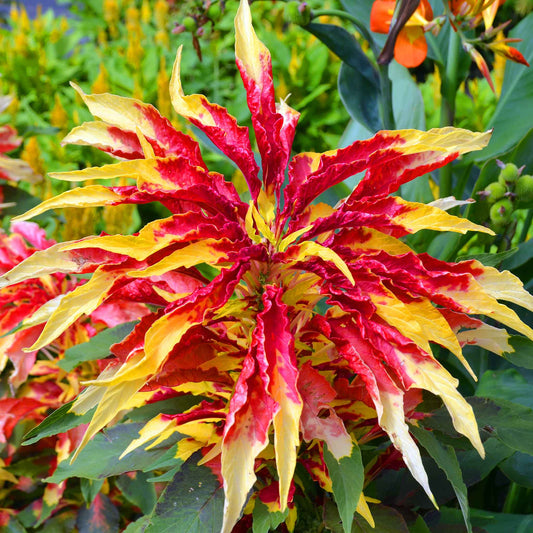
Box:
[22, 401, 96, 446]
[470, 397, 533, 456]
[323, 442, 364, 533]
[46, 422, 181, 483]
[305, 23, 380, 92]
[502, 337, 533, 370]
[481, 12, 533, 160]
[80, 478, 104, 505]
[144, 458, 224, 533]
[116, 471, 157, 515]
[338, 62, 383, 133]
[457, 248, 518, 268]
[499, 452, 533, 489]
[390, 62, 425, 131]
[60, 321, 138, 372]
[75, 493, 119, 533]
[410, 425, 472, 533]
[476, 369, 533, 409]
[252, 499, 288, 533]
[408, 515, 431, 533]
[123, 516, 151, 533]
[352, 504, 410, 533]
[435, 507, 533, 533]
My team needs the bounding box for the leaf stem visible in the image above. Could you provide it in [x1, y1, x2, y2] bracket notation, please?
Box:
[519, 208, 533, 243]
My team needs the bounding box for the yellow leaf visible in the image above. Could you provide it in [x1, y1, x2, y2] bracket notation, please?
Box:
[28, 267, 128, 352]
[378, 388, 437, 507]
[403, 355, 484, 458]
[128, 239, 230, 277]
[395, 127, 491, 156]
[278, 225, 313, 253]
[13, 186, 123, 222]
[0, 243, 80, 289]
[294, 241, 355, 285]
[392, 198, 494, 235]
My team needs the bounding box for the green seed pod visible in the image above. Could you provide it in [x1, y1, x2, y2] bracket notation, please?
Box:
[515, 174, 533, 203]
[207, 2, 222, 21]
[489, 198, 513, 226]
[484, 182, 507, 205]
[285, 1, 311, 26]
[183, 16, 197, 33]
[498, 163, 519, 186]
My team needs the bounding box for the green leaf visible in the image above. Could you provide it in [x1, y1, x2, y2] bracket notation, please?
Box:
[0, 517, 27, 533]
[352, 504, 410, 533]
[390, 62, 425, 130]
[46, 422, 182, 483]
[116, 471, 157, 515]
[306, 23, 380, 92]
[307, 22, 382, 134]
[500, 452, 533, 489]
[502, 239, 533, 271]
[144, 457, 224, 533]
[408, 515, 431, 533]
[60, 321, 138, 372]
[122, 516, 151, 533]
[457, 438, 514, 487]
[410, 425, 471, 533]
[0, 185, 41, 219]
[252, 499, 288, 533]
[435, 507, 533, 533]
[75, 493, 119, 533]
[456, 248, 518, 267]
[80, 478, 104, 505]
[470, 396, 533, 456]
[22, 401, 96, 446]
[502, 336, 533, 370]
[480, 12, 533, 160]
[476, 369, 533, 410]
[338, 62, 383, 134]
[323, 442, 364, 533]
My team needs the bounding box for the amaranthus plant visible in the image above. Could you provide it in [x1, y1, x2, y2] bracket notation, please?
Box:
[2, 1, 533, 531]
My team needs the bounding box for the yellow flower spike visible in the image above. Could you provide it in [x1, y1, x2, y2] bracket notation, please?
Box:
[141, 0, 151, 24]
[50, 94, 69, 131]
[154, 0, 169, 31]
[157, 56, 171, 117]
[91, 64, 111, 94]
[21, 137, 45, 177]
[104, 0, 120, 38]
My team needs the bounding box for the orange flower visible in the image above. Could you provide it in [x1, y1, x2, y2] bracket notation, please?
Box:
[370, 0, 434, 68]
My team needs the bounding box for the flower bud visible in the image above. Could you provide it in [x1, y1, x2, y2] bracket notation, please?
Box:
[483, 182, 506, 205]
[285, 1, 311, 26]
[515, 174, 533, 203]
[498, 163, 519, 186]
[183, 16, 197, 33]
[489, 198, 513, 226]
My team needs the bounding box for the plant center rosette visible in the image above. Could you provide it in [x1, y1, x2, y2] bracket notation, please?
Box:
[2, 1, 533, 531]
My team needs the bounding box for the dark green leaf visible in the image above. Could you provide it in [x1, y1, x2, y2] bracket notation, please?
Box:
[22, 401, 96, 446]
[323, 442, 364, 533]
[410, 425, 471, 533]
[433, 507, 533, 533]
[76, 493, 119, 533]
[390, 62, 425, 130]
[122, 516, 151, 533]
[470, 396, 533, 456]
[0, 517, 27, 533]
[456, 248, 518, 267]
[80, 478, 104, 505]
[499, 452, 533, 489]
[144, 457, 224, 533]
[502, 239, 533, 271]
[338, 62, 383, 133]
[252, 499, 288, 533]
[476, 369, 533, 409]
[306, 23, 379, 90]
[116, 471, 157, 515]
[0, 185, 41, 219]
[60, 321, 138, 372]
[125, 395, 202, 423]
[408, 515, 431, 533]
[352, 504, 410, 533]
[46, 422, 182, 483]
[457, 438, 514, 487]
